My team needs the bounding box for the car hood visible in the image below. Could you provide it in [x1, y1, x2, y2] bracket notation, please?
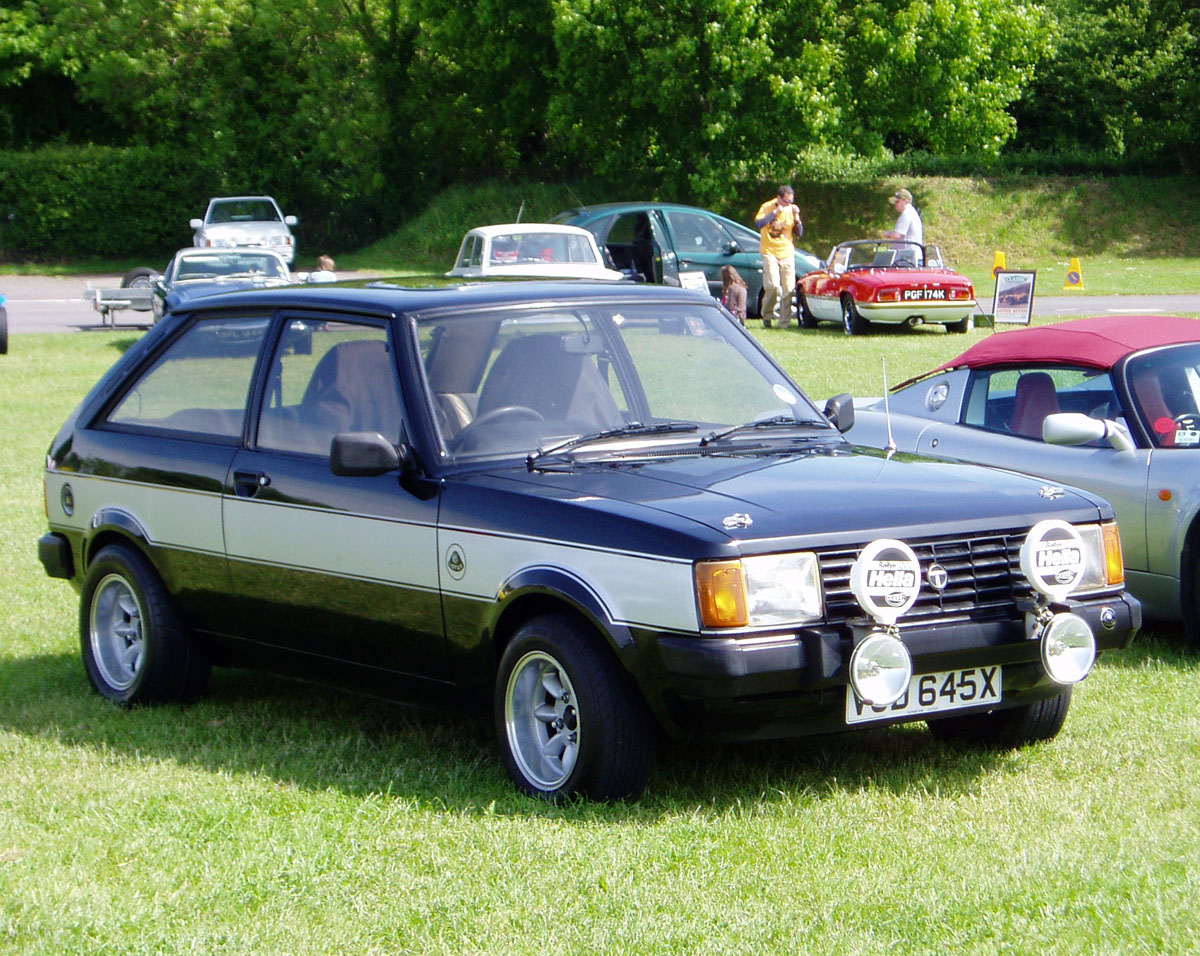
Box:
[199, 223, 291, 242]
[476, 445, 1107, 551]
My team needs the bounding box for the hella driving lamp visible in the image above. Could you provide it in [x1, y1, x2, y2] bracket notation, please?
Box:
[1019, 520, 1097, 684]
[847, 538, 920, 706]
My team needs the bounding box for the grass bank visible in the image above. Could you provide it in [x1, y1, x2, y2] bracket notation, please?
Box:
[2, 331, 1197, 954]
[343, 175, 1200, 295]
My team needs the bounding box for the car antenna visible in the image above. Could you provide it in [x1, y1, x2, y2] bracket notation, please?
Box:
[882, 358, 897, 460]
[515, 201, 525, 223]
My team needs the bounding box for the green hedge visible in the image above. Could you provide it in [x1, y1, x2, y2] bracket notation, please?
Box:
[0, 146, 211, 262]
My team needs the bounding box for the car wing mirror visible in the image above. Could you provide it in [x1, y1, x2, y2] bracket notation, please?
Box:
[724, 241, 741, 255]
[1043, 412, 1134, 453]
[189, 219, 203, 230]
[284, 215, 299, 226]
[330, 431, 412, 476]
[823, 392, 855, 433]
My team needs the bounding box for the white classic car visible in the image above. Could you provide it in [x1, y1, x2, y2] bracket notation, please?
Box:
[449, 224, 624, 280]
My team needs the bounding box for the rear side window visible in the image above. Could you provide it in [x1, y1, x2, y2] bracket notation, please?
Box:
[106, 317, 270, 438]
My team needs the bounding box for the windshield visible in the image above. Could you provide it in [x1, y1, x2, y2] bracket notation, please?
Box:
[415, 299, 830, 462]
[487, 232, 599, 266]
[207, 199, 282, 224]
[174, 252, 287, 280]
[830, 240, 925, 272]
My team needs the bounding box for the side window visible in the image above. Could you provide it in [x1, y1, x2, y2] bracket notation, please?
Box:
[107, 316, 270, 438]
[256, 319, 405, 456]
[963, 367, 1116, 438]
[664, 211, 727, 252]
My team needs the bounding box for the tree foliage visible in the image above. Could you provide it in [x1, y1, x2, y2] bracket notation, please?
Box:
[0, 0, 1195, 257]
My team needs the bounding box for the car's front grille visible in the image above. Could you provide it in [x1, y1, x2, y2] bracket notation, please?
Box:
[818, 530, 1034, 626]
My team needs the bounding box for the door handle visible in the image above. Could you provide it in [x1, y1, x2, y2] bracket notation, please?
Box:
[233, 470, 271, 498]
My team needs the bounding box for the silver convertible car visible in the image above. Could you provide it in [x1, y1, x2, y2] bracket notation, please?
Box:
[847, 315, 1200, 641]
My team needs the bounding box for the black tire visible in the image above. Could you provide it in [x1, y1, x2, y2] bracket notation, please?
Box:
[121, 267, 156, 311]
[841, 296, 868, 335]
[496, 612, 656, 801]
[797, 288, 818, 329]
[947, 315, 971, 333]
[80, 543, 210, 706]
[0, 305, 7, 355]
[926, 688, 1072, 748]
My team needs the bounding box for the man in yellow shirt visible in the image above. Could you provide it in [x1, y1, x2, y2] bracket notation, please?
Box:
[753, 186, 803, 328]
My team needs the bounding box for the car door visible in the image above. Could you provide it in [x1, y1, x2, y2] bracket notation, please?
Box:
[662, 209, 751, 298]
[222, 314, 448, 681]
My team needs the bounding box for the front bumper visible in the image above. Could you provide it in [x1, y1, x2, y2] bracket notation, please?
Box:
[641, 593, 1140, 740]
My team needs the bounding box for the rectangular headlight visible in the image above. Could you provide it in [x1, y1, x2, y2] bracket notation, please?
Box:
[1074, 521, 1125, 593]
[696, 552, 823, 628]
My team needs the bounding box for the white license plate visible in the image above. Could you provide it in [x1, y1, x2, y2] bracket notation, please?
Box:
[845, 665, 1002, 725]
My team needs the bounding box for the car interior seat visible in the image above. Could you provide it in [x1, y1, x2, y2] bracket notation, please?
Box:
[476, 333, 621, 430]
[1009, 371, 1061, 438]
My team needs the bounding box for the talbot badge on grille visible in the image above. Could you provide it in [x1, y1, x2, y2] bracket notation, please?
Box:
[723, 513, 753, 530]
[926, 563, 949, 591]
[1038, 485, 1066, 500]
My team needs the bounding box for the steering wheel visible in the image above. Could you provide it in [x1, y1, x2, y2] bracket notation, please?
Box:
[451, 405, 544, 449]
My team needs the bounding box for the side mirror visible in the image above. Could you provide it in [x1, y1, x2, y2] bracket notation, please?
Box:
[824, 393, 855, 433]
[284, 215, 299, 227]
[189, 218, 203, 230]
[724, 241, 741, 255]
[1043, 412, 1134, 453]
[330, 431, 412, 476]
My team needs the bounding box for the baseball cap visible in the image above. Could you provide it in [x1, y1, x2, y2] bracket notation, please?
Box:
[889, 188, 913, 203]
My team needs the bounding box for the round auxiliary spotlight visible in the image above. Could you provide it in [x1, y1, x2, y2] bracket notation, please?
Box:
[848, 630, 913, 707]
[1040, 612, 1096, 685]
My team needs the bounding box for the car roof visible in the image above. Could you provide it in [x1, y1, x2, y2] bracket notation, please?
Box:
[166, 275, 713, 317]
[466, 223, 597, 238]
[926, 315, 1200, 377]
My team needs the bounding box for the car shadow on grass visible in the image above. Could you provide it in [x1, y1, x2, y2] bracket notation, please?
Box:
[0, 647, 1093, 818]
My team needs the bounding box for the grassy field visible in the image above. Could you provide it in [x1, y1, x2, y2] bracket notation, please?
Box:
[2, 330, 1198, 954]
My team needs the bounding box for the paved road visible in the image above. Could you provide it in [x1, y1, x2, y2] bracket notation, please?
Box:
[4, 273, 1200, 336]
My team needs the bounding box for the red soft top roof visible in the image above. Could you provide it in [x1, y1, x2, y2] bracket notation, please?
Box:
[935, 315, 1200, 373]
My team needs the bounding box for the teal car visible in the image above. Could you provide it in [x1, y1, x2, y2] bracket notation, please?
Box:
[553, 202, 820, 316]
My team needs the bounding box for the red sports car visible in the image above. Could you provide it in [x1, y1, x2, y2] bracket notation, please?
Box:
[797, 239, 976, 335]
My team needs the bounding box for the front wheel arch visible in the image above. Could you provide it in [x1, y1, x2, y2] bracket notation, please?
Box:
[494, 610, 657, 800]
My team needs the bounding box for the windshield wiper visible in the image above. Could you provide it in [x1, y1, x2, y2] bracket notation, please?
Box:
[527, 421, 699, 469]
[700, 414, 830, 446]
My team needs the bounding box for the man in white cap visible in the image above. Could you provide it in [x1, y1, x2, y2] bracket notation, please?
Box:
[884, 187, 923, 245]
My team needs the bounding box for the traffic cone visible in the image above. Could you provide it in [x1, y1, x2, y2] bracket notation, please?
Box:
[992, 251, 1006, 277]
[1062, 257, 1085, 291]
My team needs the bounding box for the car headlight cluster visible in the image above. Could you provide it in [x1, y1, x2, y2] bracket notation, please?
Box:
[695, 552, 823, 628]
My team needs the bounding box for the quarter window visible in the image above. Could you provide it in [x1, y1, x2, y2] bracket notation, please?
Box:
[107, 316, 270, 438]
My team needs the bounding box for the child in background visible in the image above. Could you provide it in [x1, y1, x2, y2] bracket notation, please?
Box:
[720, 265, 748, 324]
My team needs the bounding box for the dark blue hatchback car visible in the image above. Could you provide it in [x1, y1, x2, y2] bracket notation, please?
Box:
[39, 278, 1139, 799]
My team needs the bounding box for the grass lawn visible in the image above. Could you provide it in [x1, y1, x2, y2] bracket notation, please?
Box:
[2, 331, 1197, 955]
